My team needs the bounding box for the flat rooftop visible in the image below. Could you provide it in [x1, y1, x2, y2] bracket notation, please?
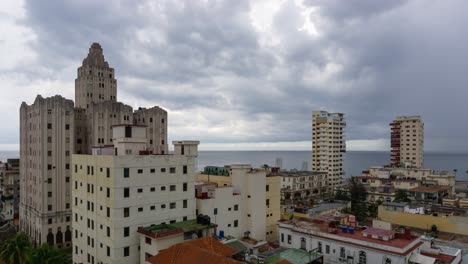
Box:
[409, 186, 451, 193]
[281, 218, 421, 250]
[138, 219, 215, 239]
[262, 248, 322, 264]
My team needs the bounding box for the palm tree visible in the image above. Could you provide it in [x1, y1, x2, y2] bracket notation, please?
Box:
[30, 244, 71, 264]
[0, 232, 32, 264]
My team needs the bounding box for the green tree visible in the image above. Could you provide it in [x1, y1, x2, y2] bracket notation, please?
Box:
[348, 177, 368, 221]
[393, 189, 411, 203]
[334, 190, 350, 201]
[368, 200, 383, 218]
[0, 232, 32, 264]
[30, 244, 71, 264]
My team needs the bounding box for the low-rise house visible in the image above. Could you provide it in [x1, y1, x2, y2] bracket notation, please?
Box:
[279, 170, 327, 205]
[0, 159, 20, 224]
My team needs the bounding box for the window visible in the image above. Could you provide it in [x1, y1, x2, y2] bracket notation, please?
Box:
[161, 168, 166, 173]
[48, 192, 52, 197]
[107, 246, 110, 257]
[214, 208, 218, 215]
[124, 247, 129, 257]
[138, 207, 143, 212]
[281, 233, 284, 242]
[234, 204, 239, 211]
[183, 165, 187, 174]
[124, 188, 129, 197]
[47, 123, 52, 129]
[145, 237, 152, 245]
[183, 200, 187, 208]
[170, 185, 176, 191]
[266, 199, 270, 207]
[182, 183, 187, 192]
[161, 186, 166, 191]
[266, 185, 269, 192]
[123, 168, 129, 178]
[48, 151, 52, 156]
[170, 203, 176, 209]
[107, 227, 110, 237]
[170, 167, 176, 173]
[318, 242, 322, 253]
[359, 251, 367, 264]
[385, 257, 392, 264]
[287, 235, 291, 244]
[137, 169, 143, 174]
[106, 168, 110, 178]
[161, 204, 166, 209]
[124, 208, 129, 217]
[65, 124, 70, 130]
[300, 237, 306, 250]
[48, 218, 52, 224]
[234, 220, 238, 227]
[150, 168, 155, 173]
[325, 245, 330, 254]
[124, 227, 129, 237]
[150, 206, 155, 210]
[107, 188, 110, 198]
[107, 207, 110, 217]
[138, 188, 143, 193]
[150, 187, 155, 192]
[340, 247, 345, 258]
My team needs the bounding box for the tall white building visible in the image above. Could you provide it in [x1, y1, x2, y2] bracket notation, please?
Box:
[19, 95, 74, 247]
[72, 125, 199, 264]
[390, 116, 424, 168]
[312, 111, 346, 192]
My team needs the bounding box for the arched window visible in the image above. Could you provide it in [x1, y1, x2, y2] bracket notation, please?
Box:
[340, 247, 345, 258]
[300, 237, 306, 250]
[385, 257, 392, 264]
[56, 230, 63, 244]
[47, 232, 54, 246]
[65, 229, 72, 242]
[359, 251, 367, 264]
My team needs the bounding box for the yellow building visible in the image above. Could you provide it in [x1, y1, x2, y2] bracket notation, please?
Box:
[197, 165, 281, 242]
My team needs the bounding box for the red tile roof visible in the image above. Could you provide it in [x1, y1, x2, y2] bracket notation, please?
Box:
[147, 237, 241, 264]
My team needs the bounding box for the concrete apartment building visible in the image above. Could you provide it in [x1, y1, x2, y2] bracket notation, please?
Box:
[0, 159, 20, 224]
[278, 215, 461, 264]
[19, 43, 168, 247]
[197, 165, 281, 242]
[390, 116, 424, 168]
[72, 125, 199, 264]
[312, 111, 346, 192]
[279, 170, 327, 205]
[19, 95, 75, 247]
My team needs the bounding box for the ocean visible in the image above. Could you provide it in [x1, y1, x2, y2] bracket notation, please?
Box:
[2, 150, 467, 180]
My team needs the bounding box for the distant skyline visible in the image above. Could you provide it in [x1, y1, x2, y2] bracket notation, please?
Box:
[1, 0, 468, 151]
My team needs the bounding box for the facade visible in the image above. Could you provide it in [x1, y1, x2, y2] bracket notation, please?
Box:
[280, 170, 327, 205]
[195, 182, 243, 238]
[0, 159, 20, 223]
[19, 43, 169, 247]
[390, 116, 424, 168]
[197, 165, 281, 242]
[133, 107, 168, 154]
[379, 202, 468, 237]
[72, 125, 199, 264]
[312, 111, 346, 192]
[279, 215, 461, 264]
[353, 166, 455, 203]
[19, 95, 74, 247]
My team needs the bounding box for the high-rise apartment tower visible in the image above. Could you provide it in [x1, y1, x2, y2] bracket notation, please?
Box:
[312, 111, 346, 193]
[390, 116, 424, 168]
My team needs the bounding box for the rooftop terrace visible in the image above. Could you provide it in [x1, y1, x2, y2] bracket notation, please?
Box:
[138, 219, 215, 239]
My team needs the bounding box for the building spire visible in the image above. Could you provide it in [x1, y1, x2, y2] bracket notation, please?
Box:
[82, 42, 109, 67]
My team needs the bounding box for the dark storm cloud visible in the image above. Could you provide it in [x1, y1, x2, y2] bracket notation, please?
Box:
[2, 0, 467, 151]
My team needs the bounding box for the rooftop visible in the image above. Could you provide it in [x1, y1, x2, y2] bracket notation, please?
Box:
[147, 237, 240, 264]
[409, 186, 451, 193]
[138, 219, 215, 239]
[279, 218, 421, 251]
[261, 248, 322, 264]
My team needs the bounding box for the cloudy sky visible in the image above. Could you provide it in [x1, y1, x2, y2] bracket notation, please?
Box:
[1, 0, 467, 151]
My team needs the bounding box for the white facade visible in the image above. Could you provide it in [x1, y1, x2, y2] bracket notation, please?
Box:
[0, 159, 20, 222]
[72, 126, 199, 264]
[195, 182, 243, 238]
[312, 111, 346, 192]
[278, 220, 423, 264]
[280, 171, 327, 203]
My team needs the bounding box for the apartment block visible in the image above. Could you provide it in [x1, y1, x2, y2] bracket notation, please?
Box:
[312, 111, 346, 192]
[19, 95, 74, 247]
[0, 159, 20, 224]
[197, 165, 281, 242]
[390, 116, 424, 168]
[280, 170, 327, 205]
[72, 125, 199, 264]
